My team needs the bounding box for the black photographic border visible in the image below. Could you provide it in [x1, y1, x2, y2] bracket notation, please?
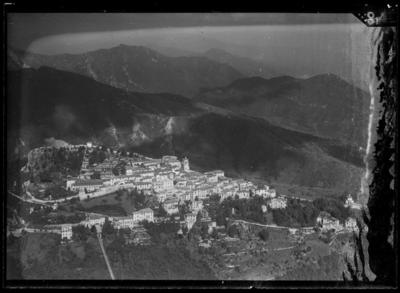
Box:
[2, 0, 398, 290]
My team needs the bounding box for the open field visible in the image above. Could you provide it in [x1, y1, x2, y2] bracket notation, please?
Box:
[268, 182, 346, 201]
[69, 192, 136, 217]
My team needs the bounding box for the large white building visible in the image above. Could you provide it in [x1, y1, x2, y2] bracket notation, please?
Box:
[70, 179, 104, 193]
[153, 177, 174, 192]
[236, 190, 250, 199]
[81, 214, 106, 228]
[184, 213, 197, 230]
[268, 196, 287, 209]
[133, 208, 154, 223]
[345, 217, 359, 232]
[162, 155, 182, 170]
[265, 188, 277, 198]
[142, 159, 161, 170]
[316, 212, 342, 232]
[134, 182, 153, 191]
[61, 224, 73, 240]
[344, 194, 362, 210]
[163, 198, 180, 215]
[113, 208, 154, 229]
[113, 216, 135, 230]
[254, 185, 271, 197]
[190, 199, 203, 212]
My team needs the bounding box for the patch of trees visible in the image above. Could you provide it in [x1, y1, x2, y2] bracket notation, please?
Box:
[27, 209, 51, 225]
[107, 232, 127, 261]
[258, 229, 270, 241]
[112, 161, 126, 176]
[106, 241, 216, 280]
[91, 171, 101, 179]
[69, 197, 79, 205]
[157, 204, 168, 218]
[272, 199, 319, 227]
[88, 149, 107, 166]
[215, 194, 349, 229]
[29, 147, 85, 182]
[127, 188, 147, 209]
[312, 197, 351, 222]
[51, 213, 85, 224]
[53, 147, 85, 174]
[203, 195, 221, 222]
[278, 252, 342, 280]
[215, 196, 267, 227]
[45, 185, 75, 200]
[102, 217, 115, 237]
[178, 201, 190, 220]
[189, 220, 211, 240]
[143, 221, 180, 243]
[72, 225, 93, 242]
[227, 224, 240, 238]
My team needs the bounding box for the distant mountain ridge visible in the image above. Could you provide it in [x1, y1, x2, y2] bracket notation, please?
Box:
[9, 45, 244, 98]
[196, 74, 370, 147]
[202, 48, 279, 79]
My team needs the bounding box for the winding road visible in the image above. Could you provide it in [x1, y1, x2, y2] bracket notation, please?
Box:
[232, 219, 314, 231]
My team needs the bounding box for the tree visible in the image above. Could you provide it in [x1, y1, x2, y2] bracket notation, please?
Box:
[70, 197, 79, 205]
[158, 204, 168, 217]
[258, 229, 270, 241]
[90, 225, 97, 235]
[210, 194, 221, 202]
[200, 223, 209, 238]
[227, 225, 240, 238]
[211, 229, 219, 239]
[136, 191, 146, 207]
[72, 225, 89, 242]
[102, 218, 115, 237]
[91, 171, 101, 179]
[112, 168, 119, 176]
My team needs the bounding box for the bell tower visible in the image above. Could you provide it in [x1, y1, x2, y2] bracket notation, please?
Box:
[182, 157, 190, 171]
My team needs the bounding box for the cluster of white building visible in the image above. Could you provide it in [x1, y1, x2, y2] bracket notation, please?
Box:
[60, 145, 292, 233]
[80, 208, 155, 231]
[344, 194, 362, 210]
[43, 207, 156, 242]
[316, 211, 359, 233]
[40, 144, 297, 238]
[65, 148, 284, 213]
[24, 143, 365, 245]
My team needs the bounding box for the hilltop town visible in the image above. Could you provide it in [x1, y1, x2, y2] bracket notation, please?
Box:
[8, 142, 365, 280]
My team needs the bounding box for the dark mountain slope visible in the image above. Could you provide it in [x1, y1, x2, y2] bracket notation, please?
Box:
[196, 74, 370, 147]
[8, 67, 363, 193]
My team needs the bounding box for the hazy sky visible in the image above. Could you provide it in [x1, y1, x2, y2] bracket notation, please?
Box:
[8, 13, 362, 53]
[8, 13, 373, 89]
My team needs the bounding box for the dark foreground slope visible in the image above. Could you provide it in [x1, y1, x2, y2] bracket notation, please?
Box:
[8, 67, 363, 193]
